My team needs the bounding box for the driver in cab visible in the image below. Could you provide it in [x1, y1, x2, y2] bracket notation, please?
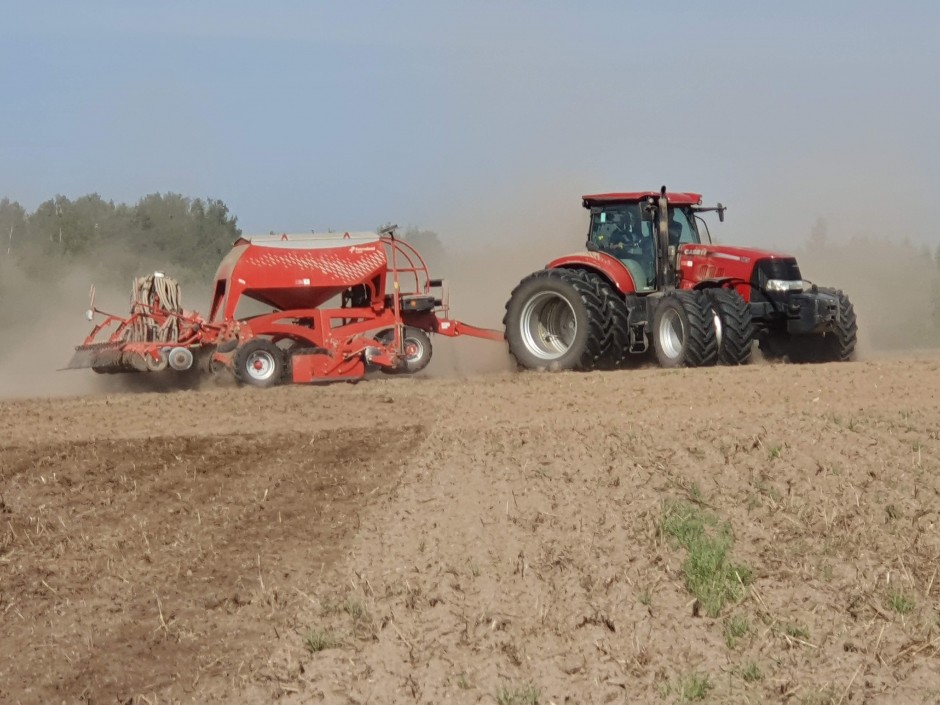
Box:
[592, 209, 635, 255]
[589, 207, 656, 291]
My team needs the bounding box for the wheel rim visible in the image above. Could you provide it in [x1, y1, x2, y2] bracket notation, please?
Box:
[404, 337, 424, 362]
[520, 291, 577, 360]
[245, 350, 277, 381]
[146, 351, 167, 371]
[713, 310, 723, 348]
[169, 347, 193, 370]
[658, 308, 686, 360]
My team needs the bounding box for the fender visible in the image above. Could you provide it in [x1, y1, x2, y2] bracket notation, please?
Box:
[689, 277, 741, 290]
[546, 252, 637, 295]
[685, 276, 751, 301]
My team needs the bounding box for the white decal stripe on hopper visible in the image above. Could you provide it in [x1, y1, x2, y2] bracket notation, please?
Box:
[244, 233, 381, 250]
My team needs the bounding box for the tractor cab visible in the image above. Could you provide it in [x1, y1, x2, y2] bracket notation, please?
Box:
[584, 192, 708, 294]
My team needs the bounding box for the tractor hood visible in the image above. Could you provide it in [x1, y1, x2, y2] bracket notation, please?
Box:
[678, 243, 795, 263]
[677, 242, 803, 295]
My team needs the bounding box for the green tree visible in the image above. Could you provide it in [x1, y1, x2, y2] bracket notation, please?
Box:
[399, 226, 447, 274]
[2, 191, 239, 292]
[131, 192, 240, 281]
[0, 198, 27, 258]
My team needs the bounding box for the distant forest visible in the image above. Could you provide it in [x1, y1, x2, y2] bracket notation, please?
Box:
[0, 193, 241, 290]
[0, 192, 445, 289]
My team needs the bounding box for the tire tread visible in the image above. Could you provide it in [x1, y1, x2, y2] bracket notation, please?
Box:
[705, 288, 754, 365]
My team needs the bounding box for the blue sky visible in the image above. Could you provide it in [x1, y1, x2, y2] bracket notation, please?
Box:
[2, 1, 938, 248]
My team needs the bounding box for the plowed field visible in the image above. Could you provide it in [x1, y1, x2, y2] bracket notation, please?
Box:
[2, 355, 940, 704]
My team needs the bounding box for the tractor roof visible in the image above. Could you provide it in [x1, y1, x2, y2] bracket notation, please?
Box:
[582, 191, 703, 207]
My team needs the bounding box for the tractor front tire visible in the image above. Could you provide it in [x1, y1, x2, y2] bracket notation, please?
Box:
[233, 339, 287, 388]
[503, 268, 606, 371]
[786, 288, 858, 363]
[652, 290, 718, 368]
[704, 288, 754, 365]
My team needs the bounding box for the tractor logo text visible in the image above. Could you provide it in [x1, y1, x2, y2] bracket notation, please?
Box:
[349, 246, 377, 254]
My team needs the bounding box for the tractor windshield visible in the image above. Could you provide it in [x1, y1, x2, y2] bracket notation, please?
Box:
[666, 207, 700, 246]
[587, 204, 700, 292]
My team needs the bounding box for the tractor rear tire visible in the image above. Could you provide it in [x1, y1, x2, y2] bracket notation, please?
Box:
[233, 339, 287, 388]
[704, 288, 754, 365]
[582, 272, 631, 370]
[786, 288, 858, 363]
[651, 290, 718, 368]
[377, 326, 433, 374]
[503, 268, 607, 371]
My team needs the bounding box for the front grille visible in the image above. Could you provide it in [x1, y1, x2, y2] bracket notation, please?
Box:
[751, 257, 802, 290]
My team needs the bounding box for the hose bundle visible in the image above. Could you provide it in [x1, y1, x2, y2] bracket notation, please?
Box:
[125, 273, 183, 343]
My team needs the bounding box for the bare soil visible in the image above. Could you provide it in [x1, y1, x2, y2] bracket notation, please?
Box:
[2, 356, 940, 704]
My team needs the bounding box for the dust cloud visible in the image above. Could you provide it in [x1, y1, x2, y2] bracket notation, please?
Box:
[0, 261, 155, 399]
[0, 260, 220, 400]
[415, 180, 587, 377]
[793, 238, 940, 358]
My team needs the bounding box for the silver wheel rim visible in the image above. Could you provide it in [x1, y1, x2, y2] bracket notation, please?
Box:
[520, 291, 577, 360]
[659, 308, 686, 360]
[146, 351, 167, 371]
[404, 336, 425, 362]
[713, 310, 723, 348]
[246, 350, 277, 381]
[169, 347, 193, 370]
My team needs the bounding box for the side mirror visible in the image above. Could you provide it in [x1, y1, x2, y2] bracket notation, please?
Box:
[717, 203, 725, 222]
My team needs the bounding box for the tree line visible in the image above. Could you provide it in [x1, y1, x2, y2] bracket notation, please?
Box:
[0, 193, 448, 285]
[0, 193, 241, 289]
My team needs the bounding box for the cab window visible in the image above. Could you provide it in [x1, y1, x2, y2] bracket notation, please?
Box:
[588, 204, 646, 249]
[667, 208, 700, 245]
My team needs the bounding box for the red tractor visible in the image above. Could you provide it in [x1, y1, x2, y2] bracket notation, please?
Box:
[68, 226, 503, 386]
[503, 187, 857, 370]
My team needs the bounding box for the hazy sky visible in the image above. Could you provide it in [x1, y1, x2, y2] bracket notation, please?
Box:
[2, 1, 938, 249]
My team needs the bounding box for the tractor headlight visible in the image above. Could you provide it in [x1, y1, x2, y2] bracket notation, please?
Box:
[764, 279, 805, 293]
